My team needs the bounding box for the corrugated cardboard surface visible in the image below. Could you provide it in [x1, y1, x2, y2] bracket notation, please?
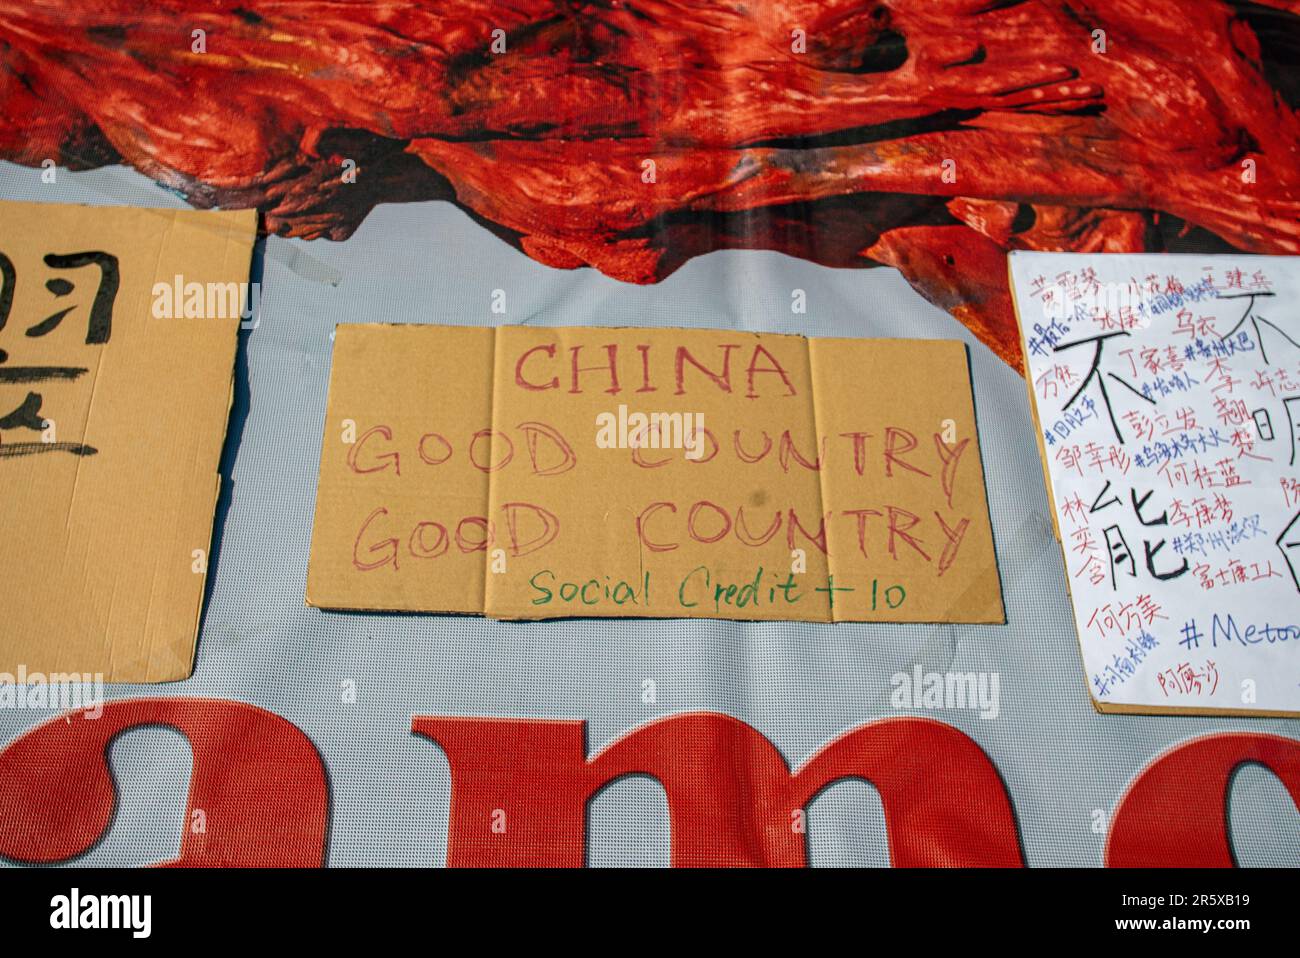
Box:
[0, 169, 1296, 867]
[309, 327, 1003, 622]
[0, 201, 256, 682]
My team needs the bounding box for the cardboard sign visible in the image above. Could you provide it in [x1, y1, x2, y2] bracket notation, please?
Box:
[0, 201, 257, 682]
[308, 326, 1003, 623]
[1010, 251, 1300, 717]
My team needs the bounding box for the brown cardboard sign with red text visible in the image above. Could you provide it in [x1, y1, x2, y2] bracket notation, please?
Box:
[308, 326, 1003, 622]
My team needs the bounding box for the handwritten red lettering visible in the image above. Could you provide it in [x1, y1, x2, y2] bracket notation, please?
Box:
[884, 427, 930, 479]
[569, 344, 621, 395]
[354, 506, 399, 571]
[674, 344, 738, 395]
[636, 501, 678, 552]
[515, 343, 559, 390]
[469, 428, 514, 473]
[349, 425, 399, 475]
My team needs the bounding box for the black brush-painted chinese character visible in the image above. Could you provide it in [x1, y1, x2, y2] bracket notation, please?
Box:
[1055, 330, 1154, 443]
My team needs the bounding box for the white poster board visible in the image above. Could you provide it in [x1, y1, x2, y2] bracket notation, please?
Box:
[1010, 251, 1300, 716]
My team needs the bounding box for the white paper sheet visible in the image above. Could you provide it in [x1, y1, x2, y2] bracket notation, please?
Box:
[1010, 252, 1300, 715]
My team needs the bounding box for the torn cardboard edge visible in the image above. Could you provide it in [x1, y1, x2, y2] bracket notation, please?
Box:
[307, 323, 1006, 624]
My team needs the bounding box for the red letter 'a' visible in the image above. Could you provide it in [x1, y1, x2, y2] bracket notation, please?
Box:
[413, 712, 1022, 867]
[0, 698, 328, 866]
[1106, 733, 1300, 867]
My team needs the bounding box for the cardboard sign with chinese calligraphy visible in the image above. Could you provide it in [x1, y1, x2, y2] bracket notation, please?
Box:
[0, 201, 257, 682]
[307, 325, 1004, 623]
[1010, 251, 1300, 717]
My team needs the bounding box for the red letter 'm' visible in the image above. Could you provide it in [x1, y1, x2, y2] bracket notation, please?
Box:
[413, 712, 1022, 867]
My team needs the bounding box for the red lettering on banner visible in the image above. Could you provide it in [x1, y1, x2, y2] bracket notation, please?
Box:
[0, 698, 328, 866]
[1106, 732, 1300, 867]
[412, 712, 1023, 867]
[1, 701, 1293, 868]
